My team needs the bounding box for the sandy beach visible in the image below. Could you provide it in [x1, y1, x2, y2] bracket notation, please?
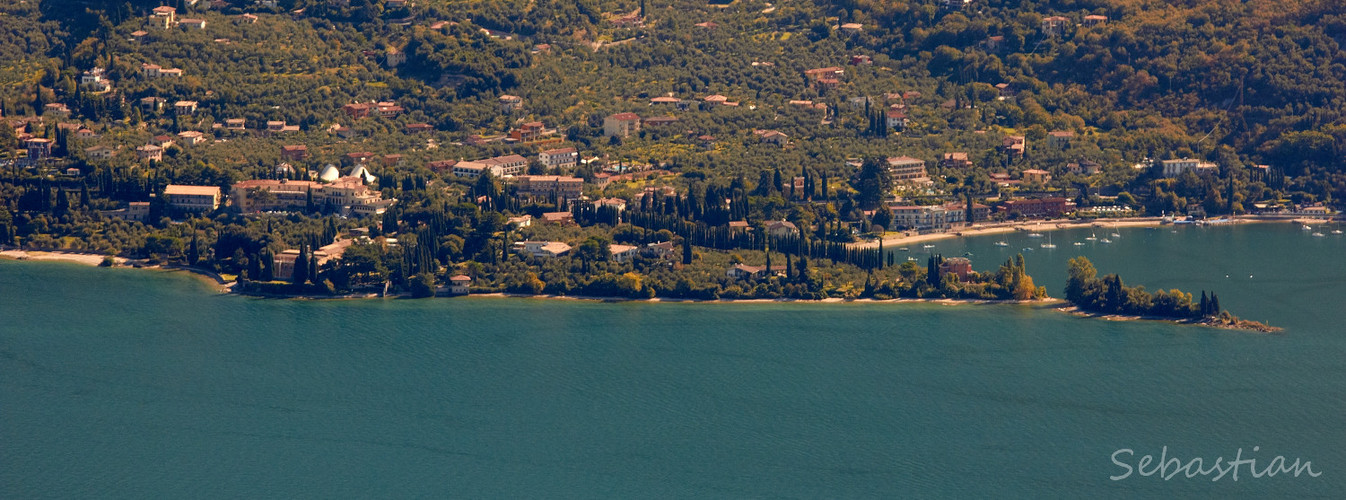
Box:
[0, 250, 125, 266]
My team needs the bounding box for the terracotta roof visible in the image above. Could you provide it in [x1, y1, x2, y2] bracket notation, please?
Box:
[164, 185, 220, 196]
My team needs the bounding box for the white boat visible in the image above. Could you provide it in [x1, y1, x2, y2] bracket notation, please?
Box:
[963, 252, 974, 257]
[1110, 232, 1121, 238]
[1303, 225, 1312, 231]
[994, 241, 1009, 247]
[1086, 232, 1097, 241]
[1073, 242, 1085, 246]
[1040, 234, 1056, 249]
[906, 256, 917, 262]
[922, 244, 936, 249]
[1022, 247, 1034, 252]
[1100, 238, 1112, 244]
[1333, 229, 1343, 235]
[1313, 232, 1325, 237]
[1027, 232, 1044, 238]
[898, 247, 909, 251]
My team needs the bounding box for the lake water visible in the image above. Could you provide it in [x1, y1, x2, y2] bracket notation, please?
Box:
[2, 222, 1343, 497]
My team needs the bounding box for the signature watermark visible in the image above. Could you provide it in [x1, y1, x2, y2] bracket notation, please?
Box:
[1111, 446, 1322, 481]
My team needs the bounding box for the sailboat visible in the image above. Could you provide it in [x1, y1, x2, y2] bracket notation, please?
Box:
[1086, 232, 1097, 241]
[1040, 233, 1056, 249]
[994, 240, 1009, 247]
[1073, 241, 1085, 246]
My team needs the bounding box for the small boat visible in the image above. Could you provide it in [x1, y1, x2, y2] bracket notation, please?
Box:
[906, 256, 917, 262]
[1040, 234, 1056, 249]
[1027, 232, 1044, 238]
[1086, 232, 1097, 241]
[1100, 238, 1112, 244]
[1073, 242, 1085, 246]
[1333, 229, 1343, 235]
[1022, 247, 1034, 252]
[922, 244, 936, 249]
[1302, 225, 1313, 231]
[994, 241, 1009, 247]
[1313, 232, 1325, 237]
[1110, 232, 1121, 238]
[898, 247, 909, 251]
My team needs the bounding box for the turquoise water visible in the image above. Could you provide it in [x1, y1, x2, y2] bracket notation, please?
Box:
[2, 223, 1343, 497]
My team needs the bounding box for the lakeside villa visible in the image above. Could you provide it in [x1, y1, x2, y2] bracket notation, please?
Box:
[231, 177, 395, 216]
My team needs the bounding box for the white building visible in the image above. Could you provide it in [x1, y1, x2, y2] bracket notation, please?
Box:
[1162, 158, 1218, 177]
[164, 184, 222, 212]
[453, 154, 528, 178]
[888, 204, 966, 230]
[514, 241, 572, 258]
[538, 147, 578, 170]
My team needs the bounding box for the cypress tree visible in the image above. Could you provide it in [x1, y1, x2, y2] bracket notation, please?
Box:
[55, 188, 69, 215]
[877, 238, 884, 269]
[1210, 293, 1220, 316]
[927, 255, 938, 286]
[309, 246, 318, 284]
[249, 252, 262, 280]
[1199, 291, 1209, 316]
[260, 249, 274, 281]
[293, 245, 309, 285]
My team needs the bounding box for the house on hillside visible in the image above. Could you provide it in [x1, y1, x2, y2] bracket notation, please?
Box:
[1001, 135, 1026, 159]
[1047, 130, 1075, 148]
[941, 152, 972, 169]
[1021, 168, 1051, 185]
[136, 144, 164, 162]
[280, 145, 308, 161]
[174, 100, 198, 115]
[603, 113, 641, 138]
[1041, 16, 1070, 36]
[539, 147, 578, 169]
[164, 185, 221, 212]
[178, 131, 207, 146]
[753, 129, 789, 147]
[515, 241, 572, 258]
[727, 263, 785, 280]
[499, 95, 523, 113]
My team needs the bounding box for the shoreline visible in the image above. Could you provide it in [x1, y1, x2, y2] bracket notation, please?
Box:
[467, 292, 1059, 306]
[1054, 305, 1282, 333]
[0, 249, 126, 266]
[1, 249, 233, 293]
[853, 215, 1297, 250]
[0, 241, 1287, 333]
